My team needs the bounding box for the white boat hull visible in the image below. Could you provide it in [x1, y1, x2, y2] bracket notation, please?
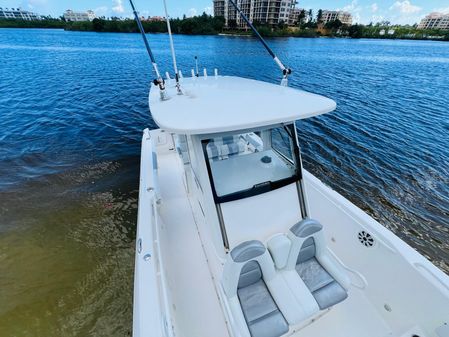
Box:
[134, 128, 449, 337]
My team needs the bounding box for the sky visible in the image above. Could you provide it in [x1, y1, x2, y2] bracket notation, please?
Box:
[2, 0, 449, 25]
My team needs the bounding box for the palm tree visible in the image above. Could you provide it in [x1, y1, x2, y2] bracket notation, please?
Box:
[317, 9, 323, 23]
[298, 9, 306, 26]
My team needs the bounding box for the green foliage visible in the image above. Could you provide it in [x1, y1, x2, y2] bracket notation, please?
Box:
[317, 9, 323, 23]
[352, 24, 448, 40]
[348, 24, 364, 38]
[325, 19, 343, 30]
[1, 15, 448, 41]
[297, 10, 306, 26]
[0, 18, 65, 29]
[65, 14, 225, 35]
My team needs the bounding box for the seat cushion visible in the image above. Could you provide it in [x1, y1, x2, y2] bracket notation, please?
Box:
[296, 257, 348, 310]
[313, 280, 348, 310]
[295, 257, 334, 292]
[238, 279, 289, 337]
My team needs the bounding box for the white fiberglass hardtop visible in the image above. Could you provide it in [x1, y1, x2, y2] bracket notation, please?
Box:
[149, 76, 336, 134]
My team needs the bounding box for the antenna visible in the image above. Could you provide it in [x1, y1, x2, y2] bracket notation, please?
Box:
[162, 0, 182, 95]
[195, 56, 199, 77]
[227, 0, 292, 86]
[128, 0, 167, 100]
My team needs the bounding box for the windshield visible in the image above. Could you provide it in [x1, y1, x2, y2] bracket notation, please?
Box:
[202, 124, 300, 203]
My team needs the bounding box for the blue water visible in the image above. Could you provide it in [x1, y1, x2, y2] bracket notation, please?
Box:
[0, 28, 448, 336]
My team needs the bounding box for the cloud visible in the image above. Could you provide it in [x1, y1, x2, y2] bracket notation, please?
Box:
[112, 0, 125, 14]
[371, 14, 384, 22]
[433, 7, 449, 14]
[338, 1, 362, 23]
[204, 6, 213, 16]
[386, 0, 423, 25]
[340, 0, 359, 12]
[389, 1, 421, 14]
[371, 3, 378, 13]
[95, 6, 108, 17]
[187, 8, 197, 17]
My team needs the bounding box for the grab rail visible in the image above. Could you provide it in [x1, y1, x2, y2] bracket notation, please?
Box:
[151, 191, 175, 337]
[133, 129, 175, 337]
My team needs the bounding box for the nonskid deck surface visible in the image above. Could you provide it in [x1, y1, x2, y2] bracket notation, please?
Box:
[154, 149, 397, 337]
[294, 288, 392, 337]
[156, 150, 229, 337]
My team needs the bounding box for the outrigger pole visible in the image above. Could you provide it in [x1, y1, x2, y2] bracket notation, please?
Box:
[162, 0, 183, 95]
[128, 0, 167, 100]
[228, 0, 292, 86]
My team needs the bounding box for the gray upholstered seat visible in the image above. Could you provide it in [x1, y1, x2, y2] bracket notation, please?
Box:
[230, 241, 289, 337]
[206, 136, 246, 161]
[237, 261, 289, 337]
[291, 220, 348, 310]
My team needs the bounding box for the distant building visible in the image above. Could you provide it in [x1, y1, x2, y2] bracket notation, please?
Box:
[418, 12, 449, 30]
[143, 16, 165, 22]
[320, 10, 352, 26]
[63, 10, 96, 22]
[0, 7, 41, 20]
[289, 8, 308, 26]
[213, 0, 297, 29]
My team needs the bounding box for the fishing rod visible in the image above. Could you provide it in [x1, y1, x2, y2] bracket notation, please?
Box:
[128, 0, 167, 100]
[227, 0, 292, 86]
[162, 0, 182, 95]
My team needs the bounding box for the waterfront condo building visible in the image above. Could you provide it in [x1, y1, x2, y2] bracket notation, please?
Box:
[63, 10, 96, 22]
[288, 8, 308, 26]
[213, 0, 296, 28]
[320, 10, 353, 26]
[0, 7, 41, 20]
[418, 12, 449, 30]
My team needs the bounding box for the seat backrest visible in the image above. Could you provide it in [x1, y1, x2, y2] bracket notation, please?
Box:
[206, 136, 246, 161]
[238, 260, 263, 289]
[286, 219, 350, 290]
[286, 219, 324, 270]
[222, 240, 277, 298]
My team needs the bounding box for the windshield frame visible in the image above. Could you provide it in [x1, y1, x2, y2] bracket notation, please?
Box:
[201, 123, 302, 204]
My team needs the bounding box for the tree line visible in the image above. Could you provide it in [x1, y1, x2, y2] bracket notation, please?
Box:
[0, 13, 225, 35]
[65, 13, 225, 35]
[1, 13, 448, 41]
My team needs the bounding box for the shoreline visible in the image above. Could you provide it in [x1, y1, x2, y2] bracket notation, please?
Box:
[1, 18, 448, 42]
[1, 27, 447, 42]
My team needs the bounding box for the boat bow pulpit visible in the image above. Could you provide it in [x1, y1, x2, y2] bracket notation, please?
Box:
[134, 74, 449, 337]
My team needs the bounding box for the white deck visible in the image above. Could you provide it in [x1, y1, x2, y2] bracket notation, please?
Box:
[149, 76, 336, 135]
[154, 149, 393, 337]
[295, 288, 392, 337]
[156, 150, 230, 337]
